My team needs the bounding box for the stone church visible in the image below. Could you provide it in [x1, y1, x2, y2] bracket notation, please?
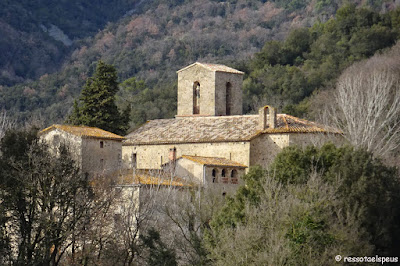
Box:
[40, 62, 339, 186]
[122, 62, 340, 186]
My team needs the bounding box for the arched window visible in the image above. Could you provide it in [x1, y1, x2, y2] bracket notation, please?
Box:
[212, 168, 218, 183]
[212, 169, 217, 177]
[221, 169, 228, 183]
[231, 169, 239, 184]
[193, 82, 200, 114]
[231, 169, 237, 178]
[226, 82, 232, 115]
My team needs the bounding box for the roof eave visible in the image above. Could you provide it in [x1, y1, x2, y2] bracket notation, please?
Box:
[203, 164, 247, 168]
[123, 138, 251, 146]
[82, 136, 125, 141]
[248, 129, 343, 140]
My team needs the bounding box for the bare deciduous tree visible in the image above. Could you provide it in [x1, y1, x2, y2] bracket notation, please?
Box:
[161, 185, 226, 265]
[78, 169, 187, 265]
[326, 48, 400, 157]
[0, 110, 15, 141]
[1, 138, 93, 266]
[106, 170, 226, 265]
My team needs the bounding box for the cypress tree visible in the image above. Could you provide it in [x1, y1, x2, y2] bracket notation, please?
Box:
[67, 60, 129, 135]
[65, 99, 81, 125]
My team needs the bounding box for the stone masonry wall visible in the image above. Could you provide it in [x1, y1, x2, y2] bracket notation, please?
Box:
[289, 133, 341, 148]
[175, 158, 198, 182]
[41, 129, 122, 176]
[122, 141, 251, 170]
[81, 138, 122, 176]
[250, 133, 335, 169]
[250, 134, 290, 169]
[214, 71, 243, 115]
[177, 65, 216, 116]
[40, 129, 83, 168]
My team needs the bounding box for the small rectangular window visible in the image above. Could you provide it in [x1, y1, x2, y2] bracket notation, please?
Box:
[100, 141, 104, 148]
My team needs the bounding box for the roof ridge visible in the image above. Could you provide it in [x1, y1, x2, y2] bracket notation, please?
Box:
[176, 62, 244, 74]
[40, 124, 125, 140]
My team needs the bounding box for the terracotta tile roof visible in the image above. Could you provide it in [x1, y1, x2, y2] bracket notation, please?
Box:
[261, 115, 342, 134]
[124, 114, 340, 145]
[40, 124, 125, 140]
[118, 169, 191, 187]
[180, 155, 247, 168]
[177, 62, 244, 75]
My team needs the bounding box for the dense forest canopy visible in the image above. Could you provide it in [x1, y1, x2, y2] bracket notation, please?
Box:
[244, 4, 400, 116]
[0, 0, 141, 86]
[0, 1, 400, 130]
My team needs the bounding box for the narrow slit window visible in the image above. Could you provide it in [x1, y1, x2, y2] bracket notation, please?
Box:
[226, 82, 232, 115]
[100, 141, 104, 148]
[193, 82, 200, 114]
[131, 153, 137, 168]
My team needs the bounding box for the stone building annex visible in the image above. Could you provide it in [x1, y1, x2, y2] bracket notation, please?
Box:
[40, 62, 341, 187]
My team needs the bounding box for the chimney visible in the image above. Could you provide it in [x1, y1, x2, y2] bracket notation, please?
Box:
[169, 147, 177, 162]
[258, 105, 276, 130]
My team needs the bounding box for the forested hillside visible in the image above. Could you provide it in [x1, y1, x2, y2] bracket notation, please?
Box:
[0, 0, 399, 129]
[0, 0, 140, 85]
[244, 4, 400, 116]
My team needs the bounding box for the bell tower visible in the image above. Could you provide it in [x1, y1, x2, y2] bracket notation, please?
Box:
[176, 62, 244, 116]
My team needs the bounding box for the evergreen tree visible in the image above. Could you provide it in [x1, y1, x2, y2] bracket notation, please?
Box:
[121, 104, 131, 133]
[141, 228, 177, 266]
[67, 60, 129, 135]
[65, 99, 81, 125]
